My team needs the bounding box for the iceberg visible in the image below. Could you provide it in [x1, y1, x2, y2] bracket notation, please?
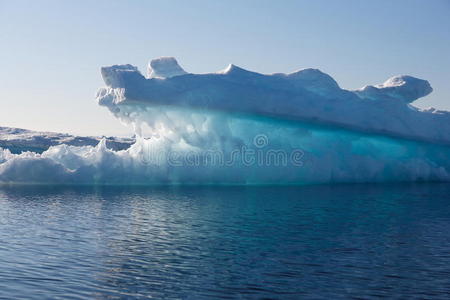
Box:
[1, 57, 450, 185]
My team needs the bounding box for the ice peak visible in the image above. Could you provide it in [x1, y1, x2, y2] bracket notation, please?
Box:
[288, 68, 340, 90]
[218, 64, 239, 74]
[101, 64, 140, 88]
[147, 57, 187, 79]
[356, 75, 432, 103]
[217, 64, 260, 78]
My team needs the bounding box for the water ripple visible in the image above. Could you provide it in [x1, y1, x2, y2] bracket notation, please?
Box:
[0, 184, 450, 299]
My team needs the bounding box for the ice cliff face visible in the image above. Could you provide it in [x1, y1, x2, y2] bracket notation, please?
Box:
[96, 57, 448, 145]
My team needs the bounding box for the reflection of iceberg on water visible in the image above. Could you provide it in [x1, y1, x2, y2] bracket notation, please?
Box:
[1, 57, 450, 185]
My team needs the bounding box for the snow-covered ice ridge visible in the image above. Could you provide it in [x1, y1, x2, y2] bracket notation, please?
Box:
[0, 126, 133, 153]
[97, 57, 450, 145]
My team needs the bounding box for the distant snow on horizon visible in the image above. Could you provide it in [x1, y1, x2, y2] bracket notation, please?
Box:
[0, 126, 133, 153]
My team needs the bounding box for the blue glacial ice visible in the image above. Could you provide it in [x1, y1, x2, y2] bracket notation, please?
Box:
[1, 57, 449, 185]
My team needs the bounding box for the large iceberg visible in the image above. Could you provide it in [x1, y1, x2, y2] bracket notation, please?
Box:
[1, 57, 450, 185]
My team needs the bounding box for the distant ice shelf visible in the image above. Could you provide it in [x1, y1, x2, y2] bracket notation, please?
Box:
[0, 126, 133, 154]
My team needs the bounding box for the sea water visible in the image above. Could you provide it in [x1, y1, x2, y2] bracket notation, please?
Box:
[1, 184, 449, 299]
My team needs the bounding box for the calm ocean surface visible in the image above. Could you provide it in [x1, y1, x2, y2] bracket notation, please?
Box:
[1, 184, 450, 299]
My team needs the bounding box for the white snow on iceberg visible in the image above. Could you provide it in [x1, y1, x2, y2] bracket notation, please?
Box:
[1, 57, 450, 185]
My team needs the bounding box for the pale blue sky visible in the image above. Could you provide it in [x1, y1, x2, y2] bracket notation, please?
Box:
[0, 0, 449, 136]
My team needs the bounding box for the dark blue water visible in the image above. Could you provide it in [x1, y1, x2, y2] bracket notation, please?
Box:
[1, 184, 450, 299]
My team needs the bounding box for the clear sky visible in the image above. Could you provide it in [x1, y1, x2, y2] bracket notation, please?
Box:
[0, 0, 449, 136]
